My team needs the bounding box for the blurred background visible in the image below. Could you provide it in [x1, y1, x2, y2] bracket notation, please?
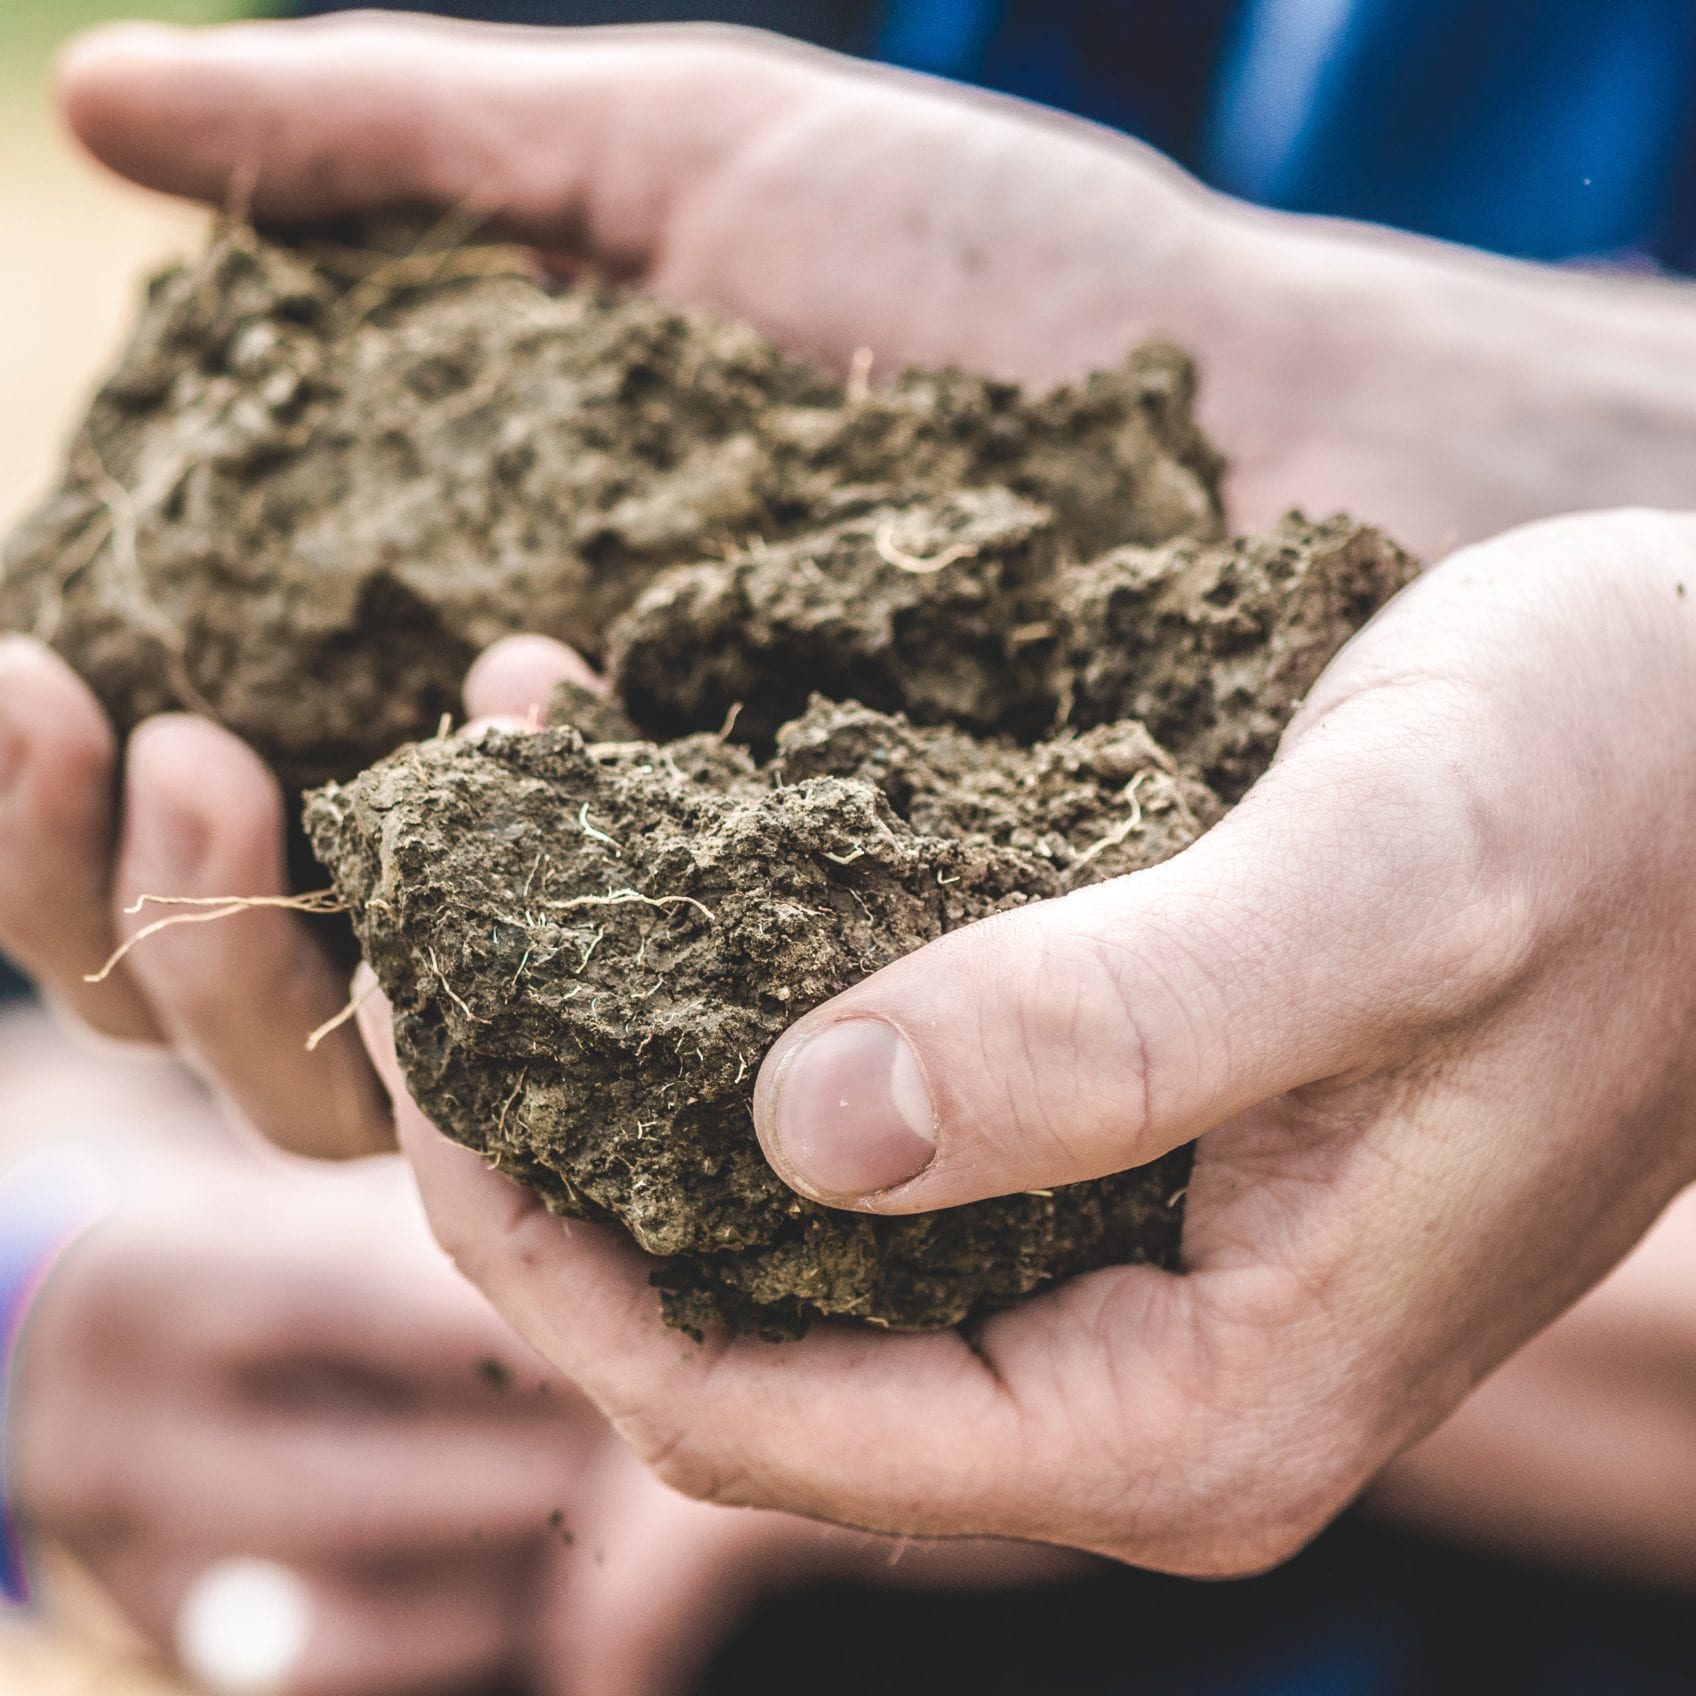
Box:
[2, 11, 222, 1685]
[0, 1, 238, 541]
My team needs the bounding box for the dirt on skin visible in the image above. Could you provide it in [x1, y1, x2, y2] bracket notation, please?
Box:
[4, 226, 1419, 1336]
[306, 699, 1215, 1338]
[1, 225, 1222, 796]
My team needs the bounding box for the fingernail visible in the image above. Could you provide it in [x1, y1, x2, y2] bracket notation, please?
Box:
[765, 1018, 937, 1199]
[127, 737, 213, 871]
[175, 1559, 312, 1696]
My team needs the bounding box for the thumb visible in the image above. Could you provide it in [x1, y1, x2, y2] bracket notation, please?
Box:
[754, 698, 1512, 1210]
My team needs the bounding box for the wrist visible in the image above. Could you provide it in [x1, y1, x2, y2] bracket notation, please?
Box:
[1172, 201, 1696, 557]
[1, 1145, 112, 1607]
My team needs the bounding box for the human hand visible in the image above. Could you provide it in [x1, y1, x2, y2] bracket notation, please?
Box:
[524, 1437, 1084, 1696]
[379, 508, 1696, 1574]
[1, 1004, 1071, 1696]
[0, 632, 600, 1158]
[0, 634, 390, 1156]
[56, 13, 1696, 559]
[20, 10, 1696, 1155]
[1373, 1179, 1696, 1588]
[10, 1149, 585, 1696]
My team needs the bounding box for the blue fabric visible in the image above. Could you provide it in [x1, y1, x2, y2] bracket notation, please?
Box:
[1209, 0, 1696, 263]
[876, 0, 999, 73]
[877, 1, 1243, 161]
[875, 0, 1696, 271]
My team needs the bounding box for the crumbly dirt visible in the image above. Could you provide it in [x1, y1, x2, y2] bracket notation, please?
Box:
[5, 224, 1419, 1337]
[610, 504, 1414, 786]
[1, 224, 1222, 796]
[1050, 514, 1417, 801]
[306, 700, 1214, 1337]
[611, 487, 1062, 747]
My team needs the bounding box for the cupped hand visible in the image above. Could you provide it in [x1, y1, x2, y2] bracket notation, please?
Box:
[20, 8, 1696, 1160]
[0, 635, 389, 1156]
[382, 509, 1696, 1574]
[0, 1001, 1087, 1696]
[10, 1145, 587, 1696]
[55, 13, 1696, 559]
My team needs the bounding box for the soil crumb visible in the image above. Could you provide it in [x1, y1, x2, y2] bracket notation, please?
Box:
[610, 504, 1413, 791]
[307, 700, 1214, 1337]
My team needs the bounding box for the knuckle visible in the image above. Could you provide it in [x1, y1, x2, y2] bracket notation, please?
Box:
[634, 1420, 749, 1508]
[953, 909, 1161, 1175]
[1283, 710, 1539, 1027]
[1070, 909, 1192, 1141]
[1144, 1446, 1346, 1579]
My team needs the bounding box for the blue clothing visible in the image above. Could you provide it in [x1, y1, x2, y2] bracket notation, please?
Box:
[876, 0, 1696, 271]
[293, 0, 1696, 273]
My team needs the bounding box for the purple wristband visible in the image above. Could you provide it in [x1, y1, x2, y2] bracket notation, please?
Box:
[1, 1147, 111, 1608]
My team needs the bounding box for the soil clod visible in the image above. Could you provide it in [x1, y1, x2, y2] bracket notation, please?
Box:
[5, 228, 1419, 1338]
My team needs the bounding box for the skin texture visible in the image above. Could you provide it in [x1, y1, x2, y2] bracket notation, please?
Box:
[0, 1011, 1079, 1696]
[382, 515, 1696, 1575]
[6, 16, 1696, 1576]
[2, 1027, 570, 1695]
[16, 1171, 561, 1695]
[6, 1016, 1696, 1696]
[51, 15, 1696, 561]
[1367, 1183, 1696, 1590]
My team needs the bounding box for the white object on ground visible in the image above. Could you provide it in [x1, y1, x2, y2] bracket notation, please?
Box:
[174, 1558, 313, 1696]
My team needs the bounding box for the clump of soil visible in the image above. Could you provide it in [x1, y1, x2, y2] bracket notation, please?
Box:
[611, 504, 1412, 793]
[611, 488, 1060, 747]
[5, 225, 1419, 1337]
[1050, 514, 1416, 801]
[306, 700, 1214, 1337]
[1, 225, 1222, 796]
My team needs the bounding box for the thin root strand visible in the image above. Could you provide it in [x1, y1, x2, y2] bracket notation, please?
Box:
[87, 890, 348, 984]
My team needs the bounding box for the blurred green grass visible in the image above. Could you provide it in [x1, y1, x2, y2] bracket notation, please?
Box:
[0, 2, 245, 102]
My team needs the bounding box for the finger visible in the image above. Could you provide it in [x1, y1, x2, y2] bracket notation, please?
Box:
[536, 1475, 760, 1696]
[94, 1546, 524, 1696]
[535, 1452, 876, 1696]
[170, 1167, 587, 1418]
[389, 1068, 1040, 1539]
[364, 919, 1258, 1562]
[148, 1241, 578, 1421]
[113, 715, 391, 1158]
[464, 635, 605, 724]
[111, 1399, 570, 1563]
[0, 636, 158, 1039]
[57, 16, 808, 266]
[752, 689, 1521, 1209]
